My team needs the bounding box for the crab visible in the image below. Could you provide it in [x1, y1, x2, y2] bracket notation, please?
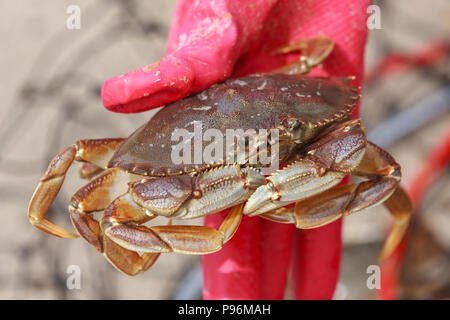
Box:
[28, 36, 413, 276]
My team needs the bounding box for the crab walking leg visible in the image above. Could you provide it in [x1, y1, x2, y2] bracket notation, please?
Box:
[258, 142, 413, 260]
[355, 143, 413, 261]
[28, 138, 125, 238]
[68, 169, 159, 276]
[78, 162, 104, 179]
[76, 138, 125, 168]
[101, 195, 160, 276]
[76, 138, 126, 178]
[102, 236, 161, 276]
[68, 168, 143, 251]
[271, 36, 334, 75]
[103, 201, 244, 254]
[378, 186, 412, 261]
[28, 146, 78, 238]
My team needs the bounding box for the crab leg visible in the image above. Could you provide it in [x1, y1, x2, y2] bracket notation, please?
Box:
[354, 143, 413, 261]
[68, 168, 142, 250]
[258, 142, 413, 260]
[102, 235, 161, 276]
[27, 138, 125, 238]
[271, 36, 334, 75]
[68, 169, 160, 275]
[102, 198, 243, 254]
[78, 162, 104, 179]
[377, 185, 412, 261]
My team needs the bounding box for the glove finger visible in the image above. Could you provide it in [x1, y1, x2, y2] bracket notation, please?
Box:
[102, 0, 280, 113]
[292, 218, 343, 300]
[202, 213, 263, 300]
[288, 0, 369, 299]
[260, 220, 295, 299]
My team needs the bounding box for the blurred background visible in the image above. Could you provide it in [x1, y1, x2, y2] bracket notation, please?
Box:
[0, 0, 448, 299]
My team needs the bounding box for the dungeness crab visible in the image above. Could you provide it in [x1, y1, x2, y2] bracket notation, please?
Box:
[28, 37, 413, 275]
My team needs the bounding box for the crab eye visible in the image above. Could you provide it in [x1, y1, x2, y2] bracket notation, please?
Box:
[283, 118, 301, 131]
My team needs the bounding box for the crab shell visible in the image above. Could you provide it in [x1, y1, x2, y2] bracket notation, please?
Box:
[108, 74, 359, 176]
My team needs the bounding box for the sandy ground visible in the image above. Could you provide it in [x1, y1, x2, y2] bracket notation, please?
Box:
[0, 0, 448, 299]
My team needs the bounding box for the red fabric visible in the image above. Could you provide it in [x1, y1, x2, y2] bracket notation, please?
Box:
[101, 0, 369, 299]
[292, 219, 343, 299]
[366, 41, 449, 84]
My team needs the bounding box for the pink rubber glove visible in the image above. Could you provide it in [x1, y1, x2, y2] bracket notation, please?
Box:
[101, 0, 369, 299]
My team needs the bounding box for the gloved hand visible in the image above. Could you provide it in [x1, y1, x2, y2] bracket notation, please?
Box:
[101, 0, 369, 299]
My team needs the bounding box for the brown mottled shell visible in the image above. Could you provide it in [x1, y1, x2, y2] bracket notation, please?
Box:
[108, 74, 359, 176]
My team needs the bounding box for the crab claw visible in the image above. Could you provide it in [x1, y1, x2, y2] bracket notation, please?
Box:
[243, 160, 344, 216]
[271, 36, 335, 75]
